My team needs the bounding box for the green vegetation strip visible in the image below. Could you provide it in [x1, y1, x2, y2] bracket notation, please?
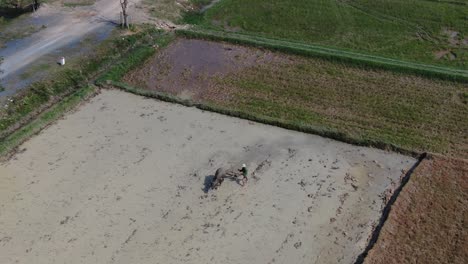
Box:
[0, 85, 96, 158]
[95, 32, 175, 84]
[176, 29, 468, 82]
[102, 80, 419, 158]
[63, 0, 95, 7]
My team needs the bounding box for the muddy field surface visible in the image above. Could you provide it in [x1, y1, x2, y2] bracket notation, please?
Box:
[365, 155, 468, 264]
[0, 89, 415, 264]
[123, 38, 291, 101]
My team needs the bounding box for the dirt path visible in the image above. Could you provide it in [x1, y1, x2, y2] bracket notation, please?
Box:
[0, 89, 415, 264]
[0, 0, 142, 81]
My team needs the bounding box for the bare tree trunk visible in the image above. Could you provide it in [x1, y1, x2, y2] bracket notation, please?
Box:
[29, 0, 39, 12]
[120, 0, 129, 29]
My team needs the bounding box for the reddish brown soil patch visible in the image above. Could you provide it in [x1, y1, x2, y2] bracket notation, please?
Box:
[122, 38, 290, 101]
[364, 155, 468, 264]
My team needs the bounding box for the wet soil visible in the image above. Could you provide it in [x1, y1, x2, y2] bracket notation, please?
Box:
[123, 38, 292, 101]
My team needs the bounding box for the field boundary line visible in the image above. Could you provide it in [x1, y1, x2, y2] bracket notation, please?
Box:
[176, 28, 468, 82]
[95, 33, 174, 86]
[354, 152, 428, 263]
[99, 80, 421, 158]
[0, 85, 98, 160]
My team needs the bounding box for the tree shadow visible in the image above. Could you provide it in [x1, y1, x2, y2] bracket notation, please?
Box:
[93, 16, 120, 26]
[0, 4, 37, 19]
[203, 175, 214, 193]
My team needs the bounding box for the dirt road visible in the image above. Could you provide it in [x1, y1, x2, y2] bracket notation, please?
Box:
[0, 89, 415, 263]
[0, 0, 143, 85]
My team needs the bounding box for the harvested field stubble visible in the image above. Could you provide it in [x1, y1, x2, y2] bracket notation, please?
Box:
[364, 155, 468, 264]
[122, 38, 468, 157]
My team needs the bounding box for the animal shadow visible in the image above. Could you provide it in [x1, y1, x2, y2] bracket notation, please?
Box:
[203, 175, 215, 193]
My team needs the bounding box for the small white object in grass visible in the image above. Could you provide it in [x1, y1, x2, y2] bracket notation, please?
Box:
[58, 57, 65, 66]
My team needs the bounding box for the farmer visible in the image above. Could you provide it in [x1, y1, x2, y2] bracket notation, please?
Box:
[238, 164, 248, 186]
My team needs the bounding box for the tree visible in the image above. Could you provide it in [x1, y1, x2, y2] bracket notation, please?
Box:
[0, 0, 15, 9]
[32, 0, 39, 12]
[0, 0, 23, 9]
[120, 0, 129, 29]
[0, 0, 40, 11]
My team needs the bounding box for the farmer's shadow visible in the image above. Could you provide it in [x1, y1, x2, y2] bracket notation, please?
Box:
[203, 175, 214, 193]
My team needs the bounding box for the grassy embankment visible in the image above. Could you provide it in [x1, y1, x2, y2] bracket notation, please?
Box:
[63, 0, 96, 8]
[96, 32, 175, 84]
[141, 0, 199, 22]
[0, 28, 167, 157]
[192, 0, 468, 69]
[0, 85, 96, 158]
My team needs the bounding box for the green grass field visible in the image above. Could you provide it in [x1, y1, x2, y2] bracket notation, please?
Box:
[195, 0, 468, 69]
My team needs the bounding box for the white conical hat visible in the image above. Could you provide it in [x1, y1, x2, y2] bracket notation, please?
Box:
[242, 164, 246, 167]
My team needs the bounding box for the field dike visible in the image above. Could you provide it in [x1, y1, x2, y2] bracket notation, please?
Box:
[354, 152, 428, 264]
[176, 29, 468, 83]
[0, 85, 98, 159]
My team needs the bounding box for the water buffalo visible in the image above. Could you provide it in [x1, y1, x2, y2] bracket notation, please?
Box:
[211, 167, 246, 190]
[211, 167, 227, 190]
